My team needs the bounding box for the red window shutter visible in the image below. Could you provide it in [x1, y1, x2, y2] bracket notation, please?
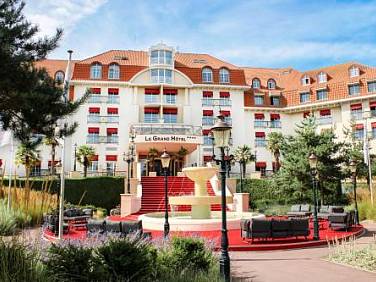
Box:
[320, 109, 331, 116]
[163, 108, 178, 114]
[219, 91, 230, 98]
[350, 103, 362, 110]
[203, 110, 213, 116]
[91, 155, 99, 161]
[144, 107, 159, 114]
[163, 89, 177, 95]
[255, 132, 265, 137]
[145, 88, 160, 94]
[202, 129, 210, 135]
[202, 91, 213, 97]
[372, 122, 376, 128]
[107, 108, 118, 114]
[89, 107, 100, 114]
[220, 110, 231, 116]
[108, 88, 119, 95]
[370, 101, 376, 108]
[270, 113, 280, 120]
[256, 162, 267, 168]
[106, 155, 117, 161]
[254, 113, 265, 119]
[203, 156, 212, 162]
[355, 124, 364, 129]
[88, 127, 99, 134]
[107, 128, 118, 134]
[90, 88, 101, 94]
[303, 112, 311, 118]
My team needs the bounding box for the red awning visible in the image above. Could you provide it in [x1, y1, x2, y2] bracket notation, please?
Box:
[254, 113, 265, 119]
[320, 109, 331, 116]
[145, 88, 160, 94]
[202, 129, 211, 135]
[270, 113, 280, 120]
[202, 91, 213, 97]
[107, 128, 118, 134]
[350, 103, 362, 110]
[220, 110, 231, 116]
[89, 107, 100, 114]
[370, 101, 376, 108]
[163, 89, 177, 95]
[163, 108, 178, 114]
[255, 132, 265, 137]
[203, 110, 213, 116]
[203, 156, 212, 162]
[108, 88, 119, 95]
[219, 92, 230, 98]
[106, 155, 117, 161]
[91, 155, 99, 161]
[107, 107, 118, 114]
[88, 127, 99, 134]
[355, 124, 364, 129]
[144, 107, 159, 114]
[372, 122, 376, 128]
[90, 88, 101, 94]
[256, 162, 267, 168]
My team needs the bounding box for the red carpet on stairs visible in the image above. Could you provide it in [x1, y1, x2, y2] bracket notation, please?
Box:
[139, 176, 221, 214]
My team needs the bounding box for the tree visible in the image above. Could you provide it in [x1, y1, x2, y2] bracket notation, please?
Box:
[76, 145, 95, 177]
[147, 148, 159, 172]
[267, 132, 284, 171]
[233, 145, 255, 192]
[177, 146, 188, 170]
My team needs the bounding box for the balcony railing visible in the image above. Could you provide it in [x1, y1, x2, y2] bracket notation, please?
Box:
[255, 139, 267, 147]
[254, 120, 281, 128]
[202, 98, 232, 107]
[351, 111, 363, 120]
[86, 135, 119, 144]
[88, 95, 119, 104]
[130, 123, 202, 136]
[317, 116, 333, 125]
[87, 115, 119, 123]
[202, 116, 232, 126]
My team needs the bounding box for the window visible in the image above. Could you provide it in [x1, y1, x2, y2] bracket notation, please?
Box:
[144, 108, 159, 123]
[300, 92, 310, 103]
[202, 67, 213, 83]
[270, 96, 280, 106]
[108, 88, 119, 104]
[350, 104, 362, 120]
[372, 123, 376, 139]
[151, 68, 172, 83]
[145, 93, 159, 103]
[54, 71, 64, 83]
[301, 75, 310, 86]
[254, 96, 264, 106]
[255, 132, 266, 147]
[219, 68, 230, 83]
[370, 101, 376, 117]
[202, 91, 213, 106]
[348, 84, 360, 96]
[255, 162, 266, 176]
[150, 50, 173, 65]
[252, 78, 261, 89]
[368, 81, 376, 93]
[108, 63, 120, 79]
[354, 125, 364, 140]
[317, 72, 327, 83]
[267, 79, 276, 89]
[87, 127, 99, 143]
[349, 66, 360, 78]
[316, 89, 328, 100]
[90, 63, 102, 79]
[89, 161, 98, 172]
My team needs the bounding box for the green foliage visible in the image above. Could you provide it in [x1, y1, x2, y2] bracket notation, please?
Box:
[76, 145, 96, 177]
[0, 199, 30, 235]
[358, 200, 376, 221]
[15, 142, 40, 167]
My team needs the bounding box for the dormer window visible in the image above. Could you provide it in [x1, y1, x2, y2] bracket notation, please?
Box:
[349, 66, 360, 78]
[219, 68, 230, 83]
[301, 75, 310, 86]
[202, 67, 213, 83]
[90, 62, 102, 79]
[54, 71, 64, 83]
[317, 72, 327, 83]
[150, 50, 173, 65]
[252, 78, 260, 89]
[267, 79, 276, 89]
[108, 63, 120, 79]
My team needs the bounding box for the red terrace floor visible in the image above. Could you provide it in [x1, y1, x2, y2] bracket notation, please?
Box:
[43, 216, 365, 251]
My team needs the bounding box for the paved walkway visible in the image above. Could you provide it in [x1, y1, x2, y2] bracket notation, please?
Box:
[231, 222, 376, 282]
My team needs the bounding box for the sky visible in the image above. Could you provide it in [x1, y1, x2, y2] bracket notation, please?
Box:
[24, 0, 376, 71]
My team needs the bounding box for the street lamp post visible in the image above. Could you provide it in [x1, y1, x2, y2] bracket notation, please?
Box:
[211, 114, 232, 282]
[123, 152, 131, 194]
[73, 143, 77, 171]
[161, 149, 171, 238]
[308, 153, 319, 241]
[349, 159, 359, 225]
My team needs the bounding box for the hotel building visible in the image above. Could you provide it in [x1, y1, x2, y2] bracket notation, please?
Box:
[1, 43, 376, 177]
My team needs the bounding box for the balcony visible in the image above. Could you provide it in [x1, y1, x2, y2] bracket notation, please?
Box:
[86, 135, 119, 144]
[144, 96, 160, 104]
[202, 116, 215, 126]
[254, 120, 281, 128]
[255, 139, 267, 147]
[130, 123, 201, 136]
[317, 116, 333, 125]
[202, 98, 232, 107]
[351, 111, 363, 120]
[87, 115, 119, 123]
[88, 95, 119, 104]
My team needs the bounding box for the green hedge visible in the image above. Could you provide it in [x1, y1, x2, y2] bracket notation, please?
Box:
[2, 177, 124, 211]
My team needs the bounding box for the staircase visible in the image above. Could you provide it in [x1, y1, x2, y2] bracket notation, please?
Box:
[139, 176, 222, 214]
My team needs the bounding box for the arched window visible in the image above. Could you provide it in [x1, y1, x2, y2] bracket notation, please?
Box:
[349, 66, 360, 78]
[219, 68, 230, 83]
[54, 71, 64, 83]
[90, 62, 102, 79]
[108, 63, 120, 79]
[267, 79, 276, 89]
[301, 74, 310, 86]
[252, 78, 260, 89]
[317, 72, 327, 83]
[202, 67, 213, 83]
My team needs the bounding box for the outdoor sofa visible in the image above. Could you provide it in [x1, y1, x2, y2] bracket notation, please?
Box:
[87, 219, 144, 237]
[317, 206, 344, 220]
[287, 204, 312, 217]
[328, 211, 355, 231]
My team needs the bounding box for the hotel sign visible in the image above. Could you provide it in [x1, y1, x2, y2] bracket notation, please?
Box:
[135, 134, 202, 144]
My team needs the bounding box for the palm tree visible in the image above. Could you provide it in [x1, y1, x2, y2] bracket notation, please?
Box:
[76, 145, 95, 177]
[233, 145, 255, 192]
[177, 146, 188, 169]
[148, 148, 159, 172]
[267, 132, 284, 171]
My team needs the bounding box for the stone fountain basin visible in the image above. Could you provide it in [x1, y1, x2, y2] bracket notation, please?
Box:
[182, 167, 218, 181]
[169, 195, 233, 205]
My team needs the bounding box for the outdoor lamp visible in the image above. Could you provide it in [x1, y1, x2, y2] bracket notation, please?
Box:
[308, 153, 318, 170]
[349, 159, 357, 174]
[211, 115, 232, 148]
[161, 149, 171, 169]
